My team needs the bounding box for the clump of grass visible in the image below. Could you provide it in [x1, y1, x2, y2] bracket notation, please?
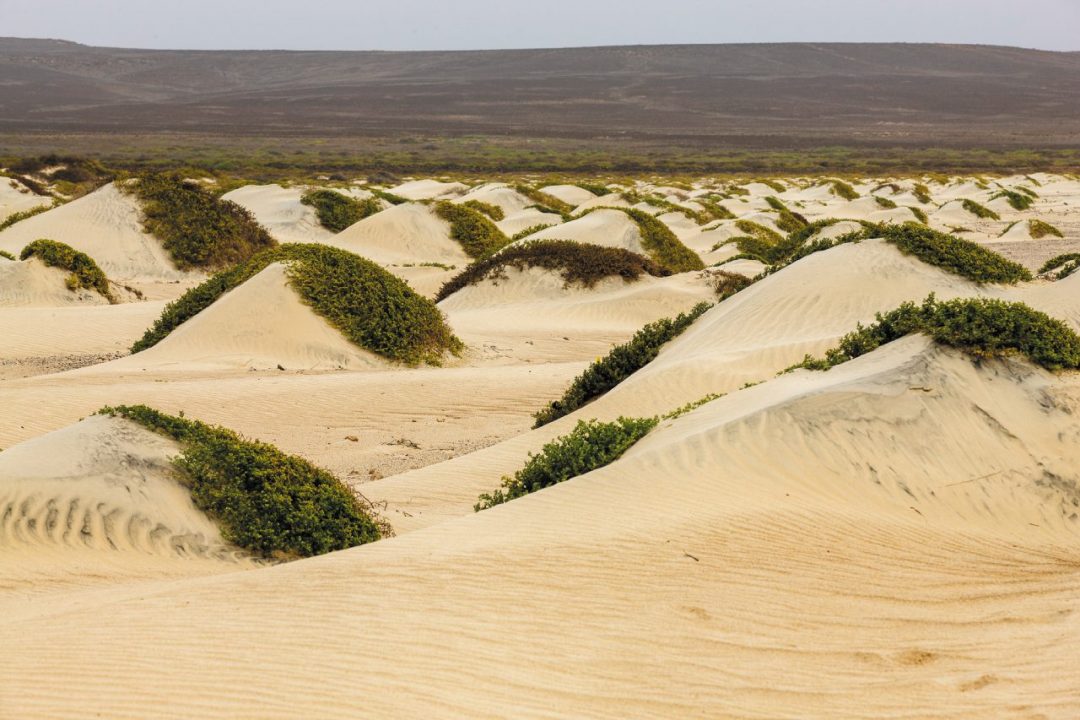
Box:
[697, 196, 735, 221]
[461, 199, 505, 221]
[961, 199, 1000, 220]
[912, 183, 932, 204]
[790, 295, 1080, 372]
[622, 207, 705, 272]
[752, 178, 786, 193]
[1040, 254, 1080, 280]
[510, 223, 555, 241]
[132, 243, 462, 365]
[19, 239, 115, 302]
[97, 405, 387, 559]
[300, 189, 380, 232]
[575, 182, 611, 196]
[435, 240, 668, 302]
[990, 189, 1035, 211]
[0, 202, 54, 232]
[0, 249, 15, 261]
[874, 196, 898, 209]
[369, 188, 408, 205]
[125, 173, 276, 270]
[475, 416, 658, 510]
[764, 196, 808, 232]
[908, 206, 929, 224]
[533, 302, 711, 427]
[711, 270, 752, 300]
[828, 179, 860, 200]
[514, 184, 575, 218]
[433, 201, 511, 259]
[1028, 219, 1063, 239]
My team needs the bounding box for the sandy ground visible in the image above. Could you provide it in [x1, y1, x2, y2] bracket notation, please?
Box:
[1, 174, 1079, 718]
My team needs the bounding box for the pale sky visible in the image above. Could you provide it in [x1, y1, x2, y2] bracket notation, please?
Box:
[1, 0, 1078, 52]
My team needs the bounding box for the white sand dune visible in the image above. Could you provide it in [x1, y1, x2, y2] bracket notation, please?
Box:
[453, 183, 531, 215]
[327, 202, 469, 266]
[0, 183, 189, 283]
[494, 207, 563, 237]
[386, 179, 467, 200]
[539, 183, 597, 206]
[0, 257, 111, 307]
[515, 208, 644, 253]
[221, 184, 337, 244]
[102, 263, 385, 373]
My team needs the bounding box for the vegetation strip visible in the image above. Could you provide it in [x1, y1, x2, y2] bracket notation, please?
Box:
[19, 239, 115, 302]
[300, 188, 381, 232]
[790, 296, 1080, 372]
[97, 405, 387, 559]
[132, 243, 462, 365]
[435, 240, 669, 302]
[433, 201, 512, 258]
[533, 302, 711, 427]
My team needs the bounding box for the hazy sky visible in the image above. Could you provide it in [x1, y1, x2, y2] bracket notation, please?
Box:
[2, 0, 1078, 52]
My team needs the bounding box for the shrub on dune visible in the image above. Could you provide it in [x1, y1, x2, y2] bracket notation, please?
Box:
[433, 201, 512, 259]
[874, 196, 898, 209]
[790, 295, 1080, 372]
[0, 203, 54, 232]
[711, 270, 753, 300]
[300, 189, 381, 232]
[434, 240, 669, 302]
[1028, 219, 1063, 239]
[369, 188, 408, 205]
[878, 222, 1031, 283]
[514, 184, 575, 218]
[827, 179, 860, 200]
[475, 416, 659, 511]
[125, 173, 276, 270]
[622, 207, 705, 273]
[510, 223, 555, 241]
[533, 302, 711, 427]
[960, 198, 1000, 220]
[97, 405, 388, 559]
[0, 249, 14, 261]
[574, 182, 612, 196]
[912, 183, 933, 204]
[131, 243, 462, 365]
[1040, 253, 1080, 280]
[461, 199, 505, 221]
[19, 238, 115, 302]
[991, 189, 1036, 211]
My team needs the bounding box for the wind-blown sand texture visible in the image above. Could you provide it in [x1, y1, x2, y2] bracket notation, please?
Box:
[2, 173, 1080, 719]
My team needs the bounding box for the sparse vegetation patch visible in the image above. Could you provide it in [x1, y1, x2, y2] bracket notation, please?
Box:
[433, 201, 511, 258]
[0, 203, 54, 232]
[461, 199, 505, 221]
[991, 189, 1035, 211]
[622, 207, 705, 273]
[1040, 254, 1080, 280]
[19, 239, 115, 302]
[300, 189, 380, 232]
[1028, 219, 1063, 239]
[960, 199, 1000, 220]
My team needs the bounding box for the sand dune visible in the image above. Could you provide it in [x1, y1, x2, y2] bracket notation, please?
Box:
[221, 184, 337, 244]
[327, 201, 468, 266]
[386, 179, 467, 201]
[0, 183, 189, 283]
[0, 257, 111, 307]
[516, 208, 644, 252]
[539, 183, 597, 206]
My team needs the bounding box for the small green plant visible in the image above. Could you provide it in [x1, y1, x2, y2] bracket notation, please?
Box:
[510, 223, 555, 241]
[514, 184, 575, 218]
[132, 243, 462, 365]
[912, 183, 932, 204]
[1028, 219, 1063, 239]
[991, 189, 1035, 211]
[533, 302, 711, 427]
[0, 203, 54, 232]
[435, 240, 668, 302]
[461, 199, 505, 221]
[874, 196, 898, 209]
[961, 199, 1000, 220]
[125, 173, 276, 270]
[789, 295, 1080, 372]
[475, 416, 658, 510]
[300, 189, 380, 232]
[828, 179, 860, 200]
[1040, 254, 1080, 280]
[19, 239, 115, 302]
[711, 270, 753, 300]
[0, 249, 14, 261]
[908, 206, 929, 224]
[369, 188, 408, 205]
[97, 405, 387, 558]
[433, 201, 512, 259]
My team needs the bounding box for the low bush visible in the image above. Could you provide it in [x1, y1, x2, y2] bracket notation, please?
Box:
[433, 201, 511, 258]
[461, 199, 505, 221]
[510, 223, 555, 241]
[0, 249, 15, 261]
[533, 302, 711, 427]
[711, 270, 753, 300]
[764, 196, 808, 232]
[0, 203, 54, 231]
[1040, 253, 1080, 280]
[697, 197, 735, 221]
[991, 189, 1035, 211]
[1029, 219, 1063, 239]
[912, 183, 932, 204]
[132, 243, 462, 365]
[753, 178, 786, 193]
[19, 239, 114, 301]
[961, 198, 1000, 220]
[475, 416, 659, 510]
[369, 188, 408, 205]
[514, 184, 575, 218]
[300, 189, 380, 232]
[623, 207, 705, 272]
[575, 182, 612, 196]
[874, 196, 898, 209]
[97, 405, 387, 558]
[828, 179, 860, 200]
[434, 240, 668, 302]
[790, 295, 1080, 372]
[878, 222, 1031, 283]
[909, 206, 929, 224]
[125, 173, 276, 270]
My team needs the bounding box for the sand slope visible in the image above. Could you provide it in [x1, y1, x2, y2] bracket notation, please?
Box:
[221, 184, 337, 244]
[0, 257, 111, 307]
[0, 178, 50, 223]
[327, 202, 469, 266]
[516, 208, 644, 253]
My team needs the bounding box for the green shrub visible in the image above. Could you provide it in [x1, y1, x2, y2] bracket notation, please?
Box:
[19, 239, 114, 302]
[1029, 219, 1063, 239]
[909, 206, 929, 224]
[790, 295, 1080, 372]
[697, 197, 735, 221]
[735, 219, 783, 244]
[712, 270, 753, 300]
[0, 249, 15, 261]
[623, 208, 705, 272]
[132, 243, 462, 365]
[435, 240, 668, 302]
[828, 179, 860, 200]
[874, 196, 898, 209]
[460, 199, 505, 221]
[621, 190, 708, 225]
[369, 188, 408, 205]
[1040, 254, 1080, 280]
[961, 199, 1000, 220]
[125, 174, 276, 270]
[764, 196, 808, 232]
[475, 416, 658, 510]
[752, 178, 786, 193]
[991, 189, 1035, 211]
[877, 222, 1031, 283]
[300, 189, 380, 232]
[1017, 186, 1039, 198]
[912, 183, 932, 204]
[533, 302, 711, 427]
[433, 201, 511, 259]
[510, 223, 555, 241]
[0, 203, 54, 232]
[575, 182, 612, 196]
[97, 405, 387, 559]
[514, 184, 575, 218]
